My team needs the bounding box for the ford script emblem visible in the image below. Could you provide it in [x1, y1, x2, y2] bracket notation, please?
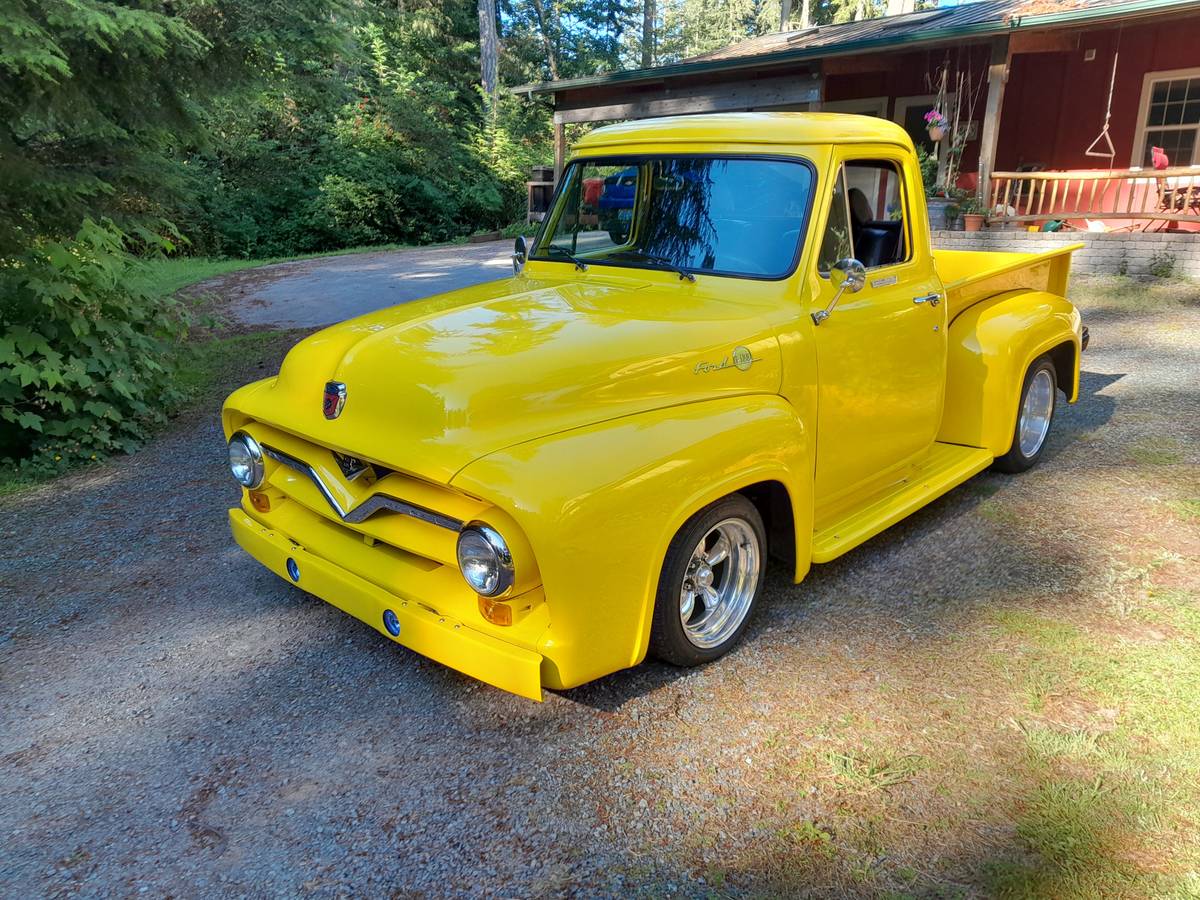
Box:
[323, 381, 347, 419]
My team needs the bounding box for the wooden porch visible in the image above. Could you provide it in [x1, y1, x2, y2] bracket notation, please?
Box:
[987, 167, 1200, 230]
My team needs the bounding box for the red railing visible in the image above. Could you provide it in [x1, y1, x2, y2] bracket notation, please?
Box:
[989, 167, 1200, 227]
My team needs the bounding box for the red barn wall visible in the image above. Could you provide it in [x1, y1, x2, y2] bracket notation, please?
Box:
[821, 16, 1200, 174]
[997, 17, 1200, 171]
[825, 44, 995, 175]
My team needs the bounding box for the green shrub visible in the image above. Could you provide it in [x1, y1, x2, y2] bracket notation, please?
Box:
[0, 220, 188, 470]
[916, 144, 939, 197]
[1149, 249, 1176, 279]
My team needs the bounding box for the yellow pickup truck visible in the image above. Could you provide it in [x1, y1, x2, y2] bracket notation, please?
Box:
[223, 113, 1085, 700]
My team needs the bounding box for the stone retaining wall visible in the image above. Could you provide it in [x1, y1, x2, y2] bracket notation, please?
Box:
[931, 229, 1200, 278]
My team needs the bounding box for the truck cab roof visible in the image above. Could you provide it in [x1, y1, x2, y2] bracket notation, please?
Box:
[573, 112, 917, 151]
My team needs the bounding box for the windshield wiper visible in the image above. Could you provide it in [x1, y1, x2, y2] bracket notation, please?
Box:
[543, 245, 588, 271]
[605, 250, 696, 282]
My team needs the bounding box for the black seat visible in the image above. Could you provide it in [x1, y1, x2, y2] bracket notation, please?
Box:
[856, 221, 901, 268]
[847, 187, 901, 268]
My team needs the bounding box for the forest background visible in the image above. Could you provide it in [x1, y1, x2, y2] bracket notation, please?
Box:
[0, 0, 900, 467]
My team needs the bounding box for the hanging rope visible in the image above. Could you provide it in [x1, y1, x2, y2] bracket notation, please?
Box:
[1085, 29, 1123, 167]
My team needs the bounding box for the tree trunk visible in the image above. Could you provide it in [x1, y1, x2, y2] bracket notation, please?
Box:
[477, 0, 498, 100]
[800, 0, 810, 28]
[641, 0, 655, 68]
[531, 0, 560, 80]
[780, 0, 792, 30]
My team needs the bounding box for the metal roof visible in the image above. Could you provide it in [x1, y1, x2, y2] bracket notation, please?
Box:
[514, 0, 1200, 96]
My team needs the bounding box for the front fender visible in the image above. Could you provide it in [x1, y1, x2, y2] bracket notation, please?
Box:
[450, 394, 813, 690]
[939, 289, 1082, 456]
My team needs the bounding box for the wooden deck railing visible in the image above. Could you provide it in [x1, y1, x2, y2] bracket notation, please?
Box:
[988, 166, 1200, 226]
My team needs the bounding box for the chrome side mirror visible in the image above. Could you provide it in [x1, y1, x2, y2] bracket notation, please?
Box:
[512, 235, 529, 275]
[812, 258, 866, 325]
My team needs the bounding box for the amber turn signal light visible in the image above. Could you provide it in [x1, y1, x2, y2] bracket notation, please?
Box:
[249, 491, 271, 512]
[478, 595, 512, 626]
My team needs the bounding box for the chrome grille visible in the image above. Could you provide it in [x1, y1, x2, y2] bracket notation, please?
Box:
[262, 444, 462, 532]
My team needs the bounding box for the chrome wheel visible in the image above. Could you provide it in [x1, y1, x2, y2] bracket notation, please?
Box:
[679, 518, 761, 649]
[1018, 368, 1055, 457]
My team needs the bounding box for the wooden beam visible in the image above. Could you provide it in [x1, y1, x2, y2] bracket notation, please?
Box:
[553, 122, 566, 184]
[820, 53, 900, 76]
[1009, 30, 1078, 55]
[976, 36, 1010, 206]
[808, 59, 823, 111]
[553, 71, 821, 124]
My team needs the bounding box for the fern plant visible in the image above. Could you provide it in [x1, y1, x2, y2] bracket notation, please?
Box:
[0, 220, 188, 470]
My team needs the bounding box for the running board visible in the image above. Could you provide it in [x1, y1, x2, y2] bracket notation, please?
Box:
[811, 443, 994, 563]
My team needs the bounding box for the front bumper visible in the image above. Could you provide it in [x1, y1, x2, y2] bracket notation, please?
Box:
[229, 508, 544, 700]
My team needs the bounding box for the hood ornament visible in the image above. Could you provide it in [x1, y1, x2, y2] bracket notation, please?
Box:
[332, 451, 370, 481]
[323, 381, 347, 419]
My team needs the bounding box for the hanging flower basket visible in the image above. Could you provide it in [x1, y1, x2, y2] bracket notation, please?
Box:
[924, 109, 948, 142]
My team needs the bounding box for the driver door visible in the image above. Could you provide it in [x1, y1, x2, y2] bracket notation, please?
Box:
[810, 151, 947, 512]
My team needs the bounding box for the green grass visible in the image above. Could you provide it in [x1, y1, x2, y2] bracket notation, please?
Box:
[1165, 498, 1200, 522]
[1069, 274, 1199, 316]
[0, 469, 41, 497]
[777, 820, 837, 858]
[828, 749, 925, 792]
[1126, 436, 1186, 466]
[129, 255, 264, 300]
[977, 588, 1200, 897]
[172, 329, 293, 404]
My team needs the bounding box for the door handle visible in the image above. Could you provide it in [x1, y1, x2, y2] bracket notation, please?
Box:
[913, 292, 941, 306]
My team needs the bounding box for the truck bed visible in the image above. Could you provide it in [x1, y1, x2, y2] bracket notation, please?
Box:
[934, 244, 1082, 321]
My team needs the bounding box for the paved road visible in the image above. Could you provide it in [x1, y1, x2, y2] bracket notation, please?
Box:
[225, 240, 513, 328]
[2, 273, 1197, 896]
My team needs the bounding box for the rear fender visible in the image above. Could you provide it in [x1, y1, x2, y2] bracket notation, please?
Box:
[939, 289, 1082, 456]
[451, 394, 813, 690]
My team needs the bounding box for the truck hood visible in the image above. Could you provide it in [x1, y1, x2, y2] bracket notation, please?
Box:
[229, 274, 781, 484]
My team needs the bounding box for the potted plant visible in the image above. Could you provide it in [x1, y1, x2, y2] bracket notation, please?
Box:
[943, 200, 962, 231]
[958, 195, 986, 232]
[918, 145, 952, 230]
[924, 109, 948, 142]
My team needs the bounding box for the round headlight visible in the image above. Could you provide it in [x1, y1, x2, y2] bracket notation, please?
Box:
[456, 524, 514, 597]
[228, 431, 264, 489]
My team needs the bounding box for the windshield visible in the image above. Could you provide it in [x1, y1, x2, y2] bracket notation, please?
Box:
[532, 156, 814, 279]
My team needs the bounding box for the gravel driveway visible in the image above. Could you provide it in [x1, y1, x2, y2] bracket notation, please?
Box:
[218, 240, 513, 328]
[2, 267, 1197, 896]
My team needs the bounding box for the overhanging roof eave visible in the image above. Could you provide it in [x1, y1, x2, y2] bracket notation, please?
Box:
[509, 0, 1200, 98]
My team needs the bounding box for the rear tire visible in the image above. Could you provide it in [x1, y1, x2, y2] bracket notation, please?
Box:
[993, 354, 1057, 474]
[649, 494, 766, 667]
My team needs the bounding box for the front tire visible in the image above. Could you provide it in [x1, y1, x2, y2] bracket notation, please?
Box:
[993, 354, 1057, 473]
[649, 494, 766, 667]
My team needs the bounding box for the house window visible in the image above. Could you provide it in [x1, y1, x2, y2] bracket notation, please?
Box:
[1135, 69, 1200, 167]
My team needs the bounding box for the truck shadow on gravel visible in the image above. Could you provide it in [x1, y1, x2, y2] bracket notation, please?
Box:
[558, 368, 1122, 712]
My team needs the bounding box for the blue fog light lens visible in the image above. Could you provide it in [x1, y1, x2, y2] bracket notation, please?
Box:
[286, 558, 300, 582]
[382, 609, 401, 637]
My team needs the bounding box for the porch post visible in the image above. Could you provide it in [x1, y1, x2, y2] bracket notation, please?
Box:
[553, 116, 566, 185]
[808, 63, 824, 112]
[977, 36, 1010, 208]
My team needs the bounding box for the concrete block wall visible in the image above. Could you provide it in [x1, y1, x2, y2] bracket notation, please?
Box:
[931, 229, 1200, 278]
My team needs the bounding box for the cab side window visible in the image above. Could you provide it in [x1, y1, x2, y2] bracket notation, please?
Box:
[818, 160, 909, 273]
[817, 167, 852, 274]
